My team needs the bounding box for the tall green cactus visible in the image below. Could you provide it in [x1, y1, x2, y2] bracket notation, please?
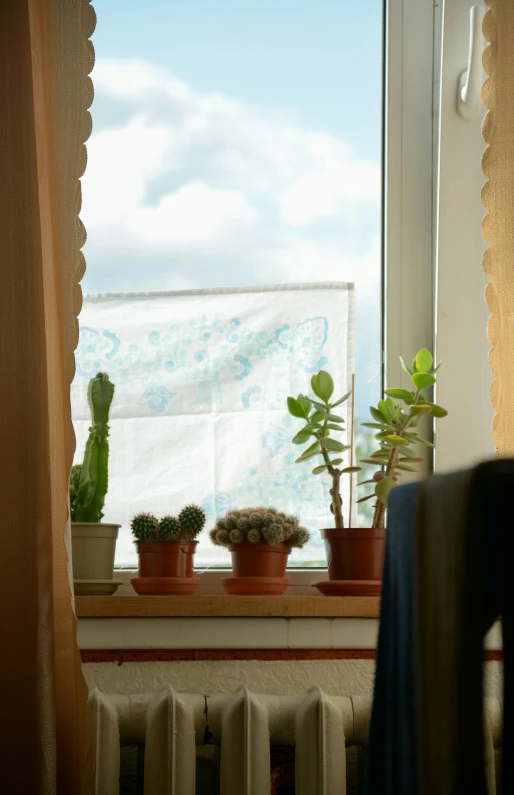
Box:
[72, 372, 115, 523]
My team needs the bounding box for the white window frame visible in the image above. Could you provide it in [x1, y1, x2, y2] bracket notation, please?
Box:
[104, 0, 442, 586]
[433, 0, 493, 471]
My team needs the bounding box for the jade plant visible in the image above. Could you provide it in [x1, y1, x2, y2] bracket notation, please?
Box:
[287, 373, 359, 528]
[131, 505, 206, 542]
[358, 348, 447, 528]
[70, 372, 115, 523]
[209, 507, 310, 548]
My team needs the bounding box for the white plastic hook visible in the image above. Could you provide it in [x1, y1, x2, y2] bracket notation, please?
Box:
[457, 5, 486, 119]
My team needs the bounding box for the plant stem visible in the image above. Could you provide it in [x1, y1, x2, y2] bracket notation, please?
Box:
[330, 469, 344, 528]
[371, 447, 398, 528]
[371, 389, 421, 529]
[316, 414, 344, 529]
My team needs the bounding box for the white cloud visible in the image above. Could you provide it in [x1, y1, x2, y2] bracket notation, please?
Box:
[130, 182, 257, 248]
[81, 56, 381, 291]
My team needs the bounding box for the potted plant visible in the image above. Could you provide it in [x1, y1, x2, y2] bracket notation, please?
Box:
[130, 505, 206, 595]
[70, 372, 122, 596]
[287, 349, 447, 595]
[209, 507, 310, 595]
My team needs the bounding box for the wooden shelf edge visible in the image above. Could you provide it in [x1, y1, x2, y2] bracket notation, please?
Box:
[75, 595, 380, 618]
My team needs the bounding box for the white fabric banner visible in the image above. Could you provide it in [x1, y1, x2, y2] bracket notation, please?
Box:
[72, 283, 355, 566]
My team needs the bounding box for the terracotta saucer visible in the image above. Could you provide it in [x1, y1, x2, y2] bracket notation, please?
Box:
[221, 576, 290, 596]
[131, 577, 200, 596]
[312, 580, 381, 597]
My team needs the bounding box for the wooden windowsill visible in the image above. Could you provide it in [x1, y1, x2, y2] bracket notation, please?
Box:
[75, 595, 380, 618]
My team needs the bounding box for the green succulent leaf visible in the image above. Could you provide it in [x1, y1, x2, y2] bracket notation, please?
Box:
[378, 400, 391, 421]
[375, 475, 395, 503]
[408, 404, 432, 415]
[385, 434, 409, 447]
[361, 422, 396, 431]
[393, 463, 419, 472]
[330, 391, 352, 408]
[400, 356, 414, 377]
[310, 410, 326, 423]
[322, 438, 348, 452]
[325, 413, 345, 423]
[287, 397, 309, 419]
[360, 459, 386, 466]
[326, 423, 345, 432]
[433, 361, 443, 373]
[374, 431, 391, 440]
[403, 433, 435, 448]
[329, 458, 343, 466]
[312, 464, 328, 475]
[296, 450, 321, 463]
[385, 398, 396, 417]
[421, 401, 448, 418]
[410, 373, 436, 390]
[312, 370, 334, 402]
[341, 466, 361, 473]
[299, 396, 313, 415]
[415, 348, 434, 373]
[370, 406, 386, 423]
[399, 455, 423, 462]
[292, 431, 312, 445]
[385, 388, 414, 403]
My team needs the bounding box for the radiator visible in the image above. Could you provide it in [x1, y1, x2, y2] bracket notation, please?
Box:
[89, 686, 502, 795]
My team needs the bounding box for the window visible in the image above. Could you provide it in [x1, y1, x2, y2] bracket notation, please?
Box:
[74, 0, 438, 569]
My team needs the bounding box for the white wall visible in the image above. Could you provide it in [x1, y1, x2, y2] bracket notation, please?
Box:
[82, 658, 503, 699]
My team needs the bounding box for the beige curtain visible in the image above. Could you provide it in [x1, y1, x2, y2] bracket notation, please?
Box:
[482, 0, 514, 456]
[0, 0, 94, 791]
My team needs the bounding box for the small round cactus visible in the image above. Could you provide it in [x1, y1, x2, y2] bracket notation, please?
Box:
[131, 512, 159, 541]
[132, 504, 206, 543]
[209, 507, 309, 549]
[178, 504, 206, 539]
[157, 515, 181, 540]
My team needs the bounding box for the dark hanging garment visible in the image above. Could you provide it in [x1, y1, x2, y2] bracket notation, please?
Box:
[366, 461, 514, 795]
[365, 482, 419, 795]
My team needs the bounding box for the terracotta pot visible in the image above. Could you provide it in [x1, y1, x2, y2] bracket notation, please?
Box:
[229, 542, 290, 578]
[71, 523, 120, 581]
[322, 527, 385, 581]
[137, 540, 197, 578]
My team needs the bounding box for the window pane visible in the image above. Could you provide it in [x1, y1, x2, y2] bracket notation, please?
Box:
[77, 0, 383, 567]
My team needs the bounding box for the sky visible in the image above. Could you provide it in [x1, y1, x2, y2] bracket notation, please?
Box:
[81, 0, 383, 413]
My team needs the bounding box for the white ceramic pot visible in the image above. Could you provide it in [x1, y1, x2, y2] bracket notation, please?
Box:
[71, 523, 120, 581]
